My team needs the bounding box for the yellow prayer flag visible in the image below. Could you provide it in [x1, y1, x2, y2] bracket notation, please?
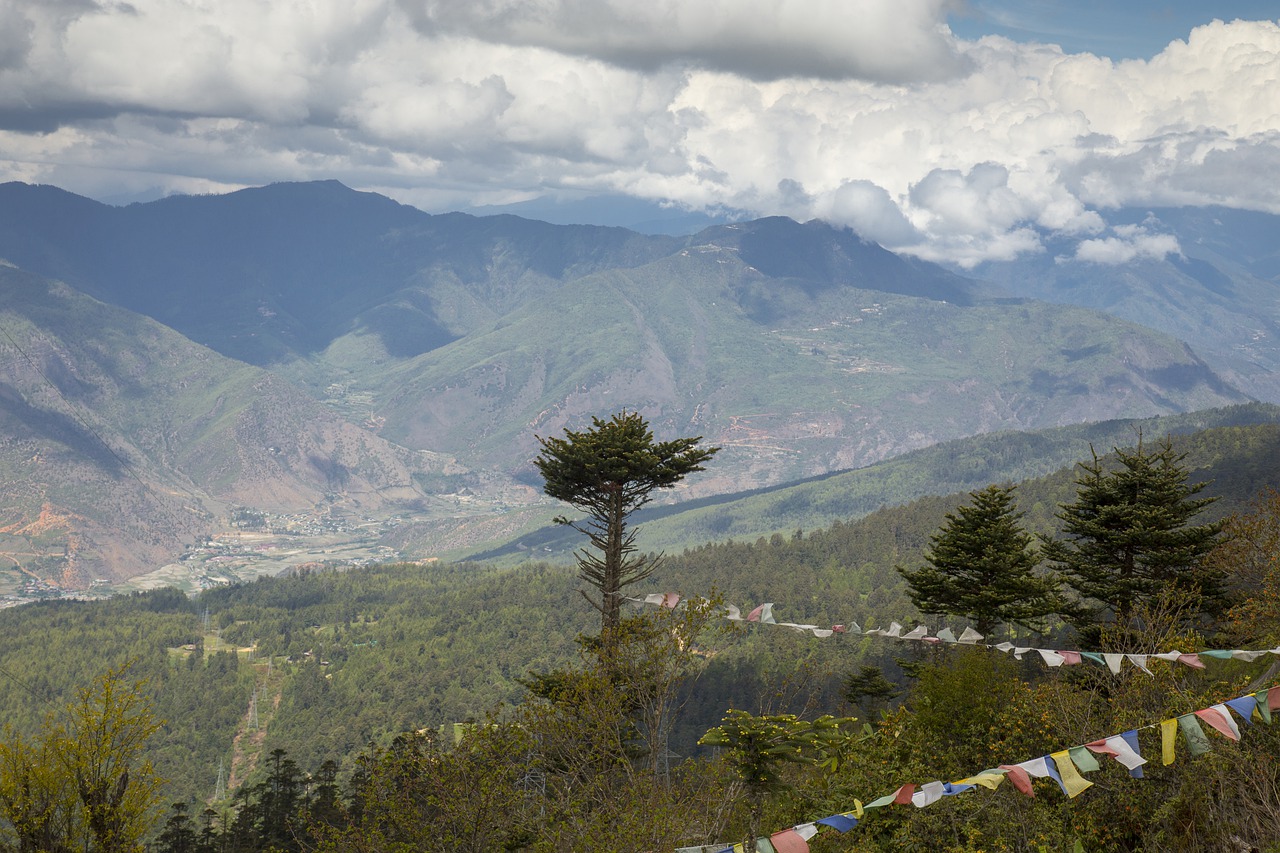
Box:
[1050, 750, 1093, 798]
[958, 771, 1005, 790]
[1161, 719, 1177, 765]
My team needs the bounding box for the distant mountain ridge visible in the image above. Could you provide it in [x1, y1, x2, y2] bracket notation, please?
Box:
[974, 205, 1280, 402]
[0, 263, 466, 583]
[0, 181, 1270, 581]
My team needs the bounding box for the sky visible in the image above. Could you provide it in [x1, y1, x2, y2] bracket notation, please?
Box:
[0, 0, 1277, 267]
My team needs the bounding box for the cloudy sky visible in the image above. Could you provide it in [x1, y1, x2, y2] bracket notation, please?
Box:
[1, 0, 1277, 265]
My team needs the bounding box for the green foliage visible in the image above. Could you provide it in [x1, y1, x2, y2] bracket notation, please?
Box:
[1042, 433, 1226, 632]
[700, 709, 859, 848]
[535, 411, 718, 631]
[900, 484, 1062, 636]
[0, 665, 164, 853]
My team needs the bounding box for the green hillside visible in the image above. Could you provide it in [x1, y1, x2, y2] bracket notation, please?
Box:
[462, 403, 1280, 564]
[371, 244, 1245, 494]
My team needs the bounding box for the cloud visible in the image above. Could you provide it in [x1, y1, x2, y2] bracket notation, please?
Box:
[401, 0, 968, 83]
[0, 4, 1277, 267]
[814, 180, 921, 247]
[1070, 224, 1182, 265]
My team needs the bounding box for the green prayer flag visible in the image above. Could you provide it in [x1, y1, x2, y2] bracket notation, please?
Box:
[1178, 714, 1212, 756]
[1255, 692, 1273, 725]
[1068, 746, 1101, 773]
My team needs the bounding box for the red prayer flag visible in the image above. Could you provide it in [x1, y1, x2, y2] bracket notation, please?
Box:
[998, 765, 1035, 797]
[770, 829, 810, 853]
[1195, 708, 1240, 742]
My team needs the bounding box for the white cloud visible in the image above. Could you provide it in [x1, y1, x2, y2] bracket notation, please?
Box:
[0, 3, 1278, 267]
[1070, 225, 1182, 265]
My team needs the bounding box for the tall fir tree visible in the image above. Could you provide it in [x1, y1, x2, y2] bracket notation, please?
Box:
[1040, 433, 1225, 629]
[534, 411, 718, 636]
[898, 484, 1061, 636]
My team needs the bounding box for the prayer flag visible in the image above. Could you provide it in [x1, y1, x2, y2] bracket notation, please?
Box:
[769, 829, 809, 853]
[958, 627, 984, 644]
[1103, 653, 1124, 674]
[1161, 719, 1177, 765]
[864, 784, 914, 809]
[1196, 705, 1240, 742]
[1225, 695, 1258, 727]
[936, 627, 957, 643]
[1119, 731, 1145, 778]
[1254, 691, 1273, 724]
[1232, 650, 1268, 662]
[1178, 714, 1212, 756]
[1050, 750, 1093, 798]
[1038, 649, 1066, 667]
[815, 814, 857, 833]
[960, 770, 1005, 790]
[1068, 746, 1100, 773]
[912, 781, 946, 808]
[1127, 655, 1153, 675]
[902, 625, 929, 640]
[1013, 753, 1064, 794]
[1059, 651, 1082, 665]
[1177, 654, 1206, 670]
[748, 603, 775, 624]
[998, 764, 1034, 796]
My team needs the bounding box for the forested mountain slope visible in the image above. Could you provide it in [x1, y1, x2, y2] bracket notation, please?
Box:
[0, 417, 1276, 806]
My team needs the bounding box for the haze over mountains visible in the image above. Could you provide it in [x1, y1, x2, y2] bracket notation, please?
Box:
[0, 180, 1275, 584]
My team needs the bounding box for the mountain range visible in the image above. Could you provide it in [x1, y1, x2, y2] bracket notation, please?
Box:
[0, 180, 1275, 582]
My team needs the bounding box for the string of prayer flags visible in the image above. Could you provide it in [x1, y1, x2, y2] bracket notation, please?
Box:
[709, 685, 1279, 851]
[626, 592, 1280, 676]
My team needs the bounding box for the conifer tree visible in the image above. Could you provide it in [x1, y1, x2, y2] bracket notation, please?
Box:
[1040, 434, 1225, 628]
[534, 411, 718, 635]
[898, 484, 1061, 636]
